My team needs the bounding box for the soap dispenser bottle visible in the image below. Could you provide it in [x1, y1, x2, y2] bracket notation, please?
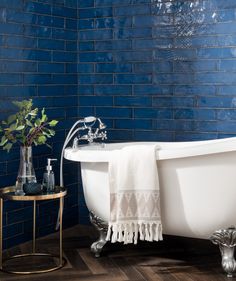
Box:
[43, 158, 57, 193]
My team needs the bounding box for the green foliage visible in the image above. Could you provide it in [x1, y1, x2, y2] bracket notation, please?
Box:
[0, 99, 58, 152]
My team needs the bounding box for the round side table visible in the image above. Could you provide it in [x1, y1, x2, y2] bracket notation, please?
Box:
[0, 186, 67, 274]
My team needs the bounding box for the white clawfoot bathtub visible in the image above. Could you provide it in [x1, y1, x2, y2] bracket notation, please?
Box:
[65, 137, 236, 275]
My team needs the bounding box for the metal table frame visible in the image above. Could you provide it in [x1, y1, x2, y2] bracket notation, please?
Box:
[0, 186, 67, 274]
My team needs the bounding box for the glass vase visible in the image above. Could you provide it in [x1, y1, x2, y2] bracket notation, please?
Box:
[15, 146, 37, 195]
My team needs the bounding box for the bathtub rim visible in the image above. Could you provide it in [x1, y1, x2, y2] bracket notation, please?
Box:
[64, 136, 236, 162]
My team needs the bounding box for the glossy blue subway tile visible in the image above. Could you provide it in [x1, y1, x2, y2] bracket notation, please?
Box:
[65, 0, 78, 8]
[109, 129, 133, 141]
[174, 60, 218, 72]
[52, 28, 77, 40]
[95, 17, 132, 29]
[195, 72, 236, 84]
[134, 61, 173, 73]
[114, 27, 152, 39]
[220, 60, 236, 71]
[115, 74, 152, 84]
[24, 25, 51, 38]
[95, 40, 132, 50]
[217, 121, 236, 133]
[198, 97, 236, 108]
[114, 51, 153, 62]
[96, 107, 132, 118]
[38, 85, 65, 96]
[0, 73, 22, 84]
[175, 132, 218, 141]
[95, 0, 132, 6]
[38, 38, 65, 50]
[66, 18, 78, 30]
[0, 0, 23, 9]
[52, 6, 77, 18]
[78, 19, 94, 29]
[154, 73, 195, 85]
[23, 74, 51, 84]
[80, 29, 113, 40]
[3, 222, 23, 238]
[7, 10, 37, 24]
[78, 74, 113, 84]
[38, 62, 64, 73]
[3, 61, 37, 72]
[134, 108, 173, 119]
[217, 0, 236, 9]
[79, 7, 112, 19]
[133, 38, 173, 49]
[79, 96, 113, 106]
[78, 0, 94, 8]
[174, 85, 216, 96]
[78, 85, 94, 95]
[155, 48, 197, 61]
[152, 97, 194, 108]
[217, 110, 236, 121]
[77, 63, 94, 73]
[197, 47, 236, 59]
[79, 52, 113, 62]
[66, 41, 78, 51]
[4, 86, 37, 97]
[134, 130, 174, 141]
[134, 85, 173, 95]
[95, 85, 132, 95]
[5, 35, 37, 48]
[23, 49, 51, 61]
[79, 41, 94, 51]
[37, 15, 64, 28]
[96, 63, 131, 73]
[25, 1, 51, 15]
[0, 22, 23, 35]
[115, 119, 152, 129]
[115, 96, 151, 107]
[52, 51, 77, 62]
[114, 4, 150, 16]
[0, 162, 6, 176]
[133, 14, 173, 27]
[174, 109, 215, 120]
[52, 74, 77, 84]
[218, 86, 236, 95]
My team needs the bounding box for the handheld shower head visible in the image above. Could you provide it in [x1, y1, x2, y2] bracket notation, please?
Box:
[83, 116, 96, 128]
[83, 116, 96, 123]
[97, 118, 106, 130]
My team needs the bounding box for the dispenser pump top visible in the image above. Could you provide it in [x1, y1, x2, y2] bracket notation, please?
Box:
[46, 158, 57, 173]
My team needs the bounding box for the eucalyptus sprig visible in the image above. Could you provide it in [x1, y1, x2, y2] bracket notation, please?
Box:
[0, 99, 58, 152]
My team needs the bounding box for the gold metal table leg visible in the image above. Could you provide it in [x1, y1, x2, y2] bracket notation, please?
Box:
[59, 197, 63, 266]
[33, 200, 36, 253]
[0, 198, 3, 270]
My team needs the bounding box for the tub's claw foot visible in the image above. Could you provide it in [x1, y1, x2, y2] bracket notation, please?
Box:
[89, 211, 108, 257]
[210, 226, 236, 278]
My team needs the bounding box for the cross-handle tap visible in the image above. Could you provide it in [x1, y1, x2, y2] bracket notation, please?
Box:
[76, 118, 107, 145]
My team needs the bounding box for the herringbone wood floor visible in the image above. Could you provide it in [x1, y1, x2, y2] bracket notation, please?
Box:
[0, 225, 230, 281]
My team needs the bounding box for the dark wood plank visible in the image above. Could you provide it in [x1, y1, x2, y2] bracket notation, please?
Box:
[0, 225, 230, 281]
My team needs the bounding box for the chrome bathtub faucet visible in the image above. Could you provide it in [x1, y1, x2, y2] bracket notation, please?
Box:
[75, 118, 107, 146]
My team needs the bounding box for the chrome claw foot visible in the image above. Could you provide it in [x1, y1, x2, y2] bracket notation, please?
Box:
[89, 211, 108, 257]
[210, 226, 236, 278]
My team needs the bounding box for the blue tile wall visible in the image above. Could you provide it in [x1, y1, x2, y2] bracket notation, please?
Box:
[77, 0, 236, 222]
[0, 0, 79, 249]
[78, 0, 236, 149]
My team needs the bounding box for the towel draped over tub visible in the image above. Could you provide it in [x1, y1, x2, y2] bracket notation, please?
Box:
[106, 144, 163, 244]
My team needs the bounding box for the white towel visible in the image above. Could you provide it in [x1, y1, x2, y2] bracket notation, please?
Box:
[106, 144, 163, 244]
